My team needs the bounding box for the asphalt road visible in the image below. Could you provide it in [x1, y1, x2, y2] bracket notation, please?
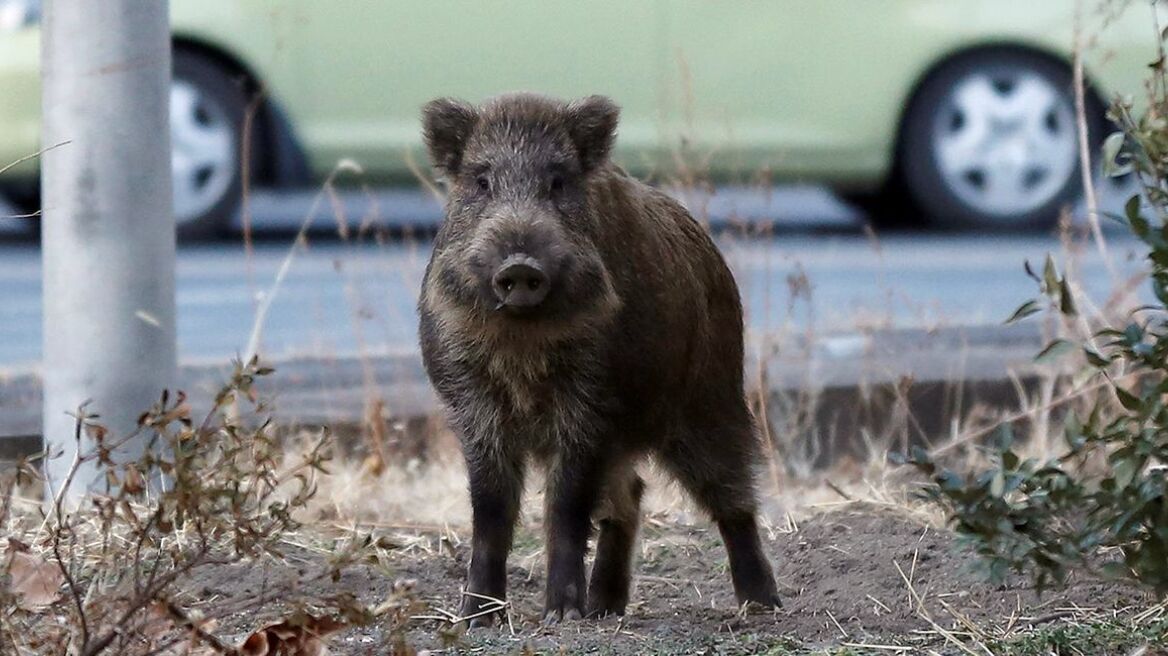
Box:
[0, 183, 1150, 371]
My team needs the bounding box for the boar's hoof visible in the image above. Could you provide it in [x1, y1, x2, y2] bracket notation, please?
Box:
[542, 606, 583, 625]
[464, 615, 494, 631]
[460, 597, 502, 630]
[586, 589, 629, 618]
[739, 592, 784, 610]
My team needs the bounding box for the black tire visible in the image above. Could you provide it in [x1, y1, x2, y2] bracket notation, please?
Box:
[171, 50, 252, 240]
[839, 185, 917, 231]
[898, 49, 1104, 231]
[1, 180, 42, 240]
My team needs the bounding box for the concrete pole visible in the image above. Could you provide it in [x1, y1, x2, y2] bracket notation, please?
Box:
[41, 1, 175, 505]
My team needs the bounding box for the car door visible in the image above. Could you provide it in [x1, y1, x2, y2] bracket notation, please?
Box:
[659, 2, 907, 182]
[286, 1, 664, 179]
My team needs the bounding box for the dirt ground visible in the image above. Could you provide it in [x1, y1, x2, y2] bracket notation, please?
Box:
[183, 504, 1156, 655]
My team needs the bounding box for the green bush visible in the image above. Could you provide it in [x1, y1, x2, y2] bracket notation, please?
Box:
[906, 35, 1168, 596]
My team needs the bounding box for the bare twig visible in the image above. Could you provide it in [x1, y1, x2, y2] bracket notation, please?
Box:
[404, 148, 447, 206]
[243, 160, 362, 363]
[238, 83, 270, 325]
[894, 560, 988, 656]
[159, 599, 239, 656]
[50, 408, 92, 649]
[1073, 0, 1119, 284]
[932, 368, 1143, 456]
[0, 140, 71, 178]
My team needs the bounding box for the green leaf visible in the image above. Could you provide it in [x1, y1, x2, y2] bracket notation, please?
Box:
[1083, 347, 1111, 368]
[1130, 210, 1150, 240]
[1023, 259, 1041, 285]
[1102, 132, 1133, 177]
[1124, 322, 1144, 346]
[1035, 339, 1075, 365]
[1116, 387, 1143, 411]
[1042, 254, 1059, 295]
[993, 423, 1016, 451]
[910, 445, 930, 464]
[1154, 277, 1168, 307]
[990, 470, 1005, 497]
[1002, 449, 1020, 470]
[937, 470, 964, 492]
[1004, 299, 1041, 324]
[1113, 455, 1141, 490]
[1063, 413, 1085, 448]
[1059, 278, 1077, 316]
[1100, 210, 1137, 227]
[1125, 194, 1142, 223]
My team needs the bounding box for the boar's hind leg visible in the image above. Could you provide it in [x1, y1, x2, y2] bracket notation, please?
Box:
[587, 466, 644, 617]
[542, 451, 607, 624]
[716, 508, 783, 608]
[462, 450, 525, 628]
[661, 423, 783, 608]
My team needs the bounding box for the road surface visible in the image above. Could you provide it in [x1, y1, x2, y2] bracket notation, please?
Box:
[0, 220, 1146, 371]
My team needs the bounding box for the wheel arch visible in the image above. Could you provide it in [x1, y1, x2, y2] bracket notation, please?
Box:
[170, 35, 311, 187]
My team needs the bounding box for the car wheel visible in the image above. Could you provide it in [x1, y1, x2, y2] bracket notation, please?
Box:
[899, 50, 1099, 230]
[171, 51, 250, 240]
[839, 186, 916, 230]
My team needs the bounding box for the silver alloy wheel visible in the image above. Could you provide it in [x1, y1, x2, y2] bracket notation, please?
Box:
[170, 79, 235, 225]
[932, 69, 1077, 218]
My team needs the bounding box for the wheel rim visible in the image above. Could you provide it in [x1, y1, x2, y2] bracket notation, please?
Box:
[932, 67, 1077, 218]
[170, 79, 235, 225]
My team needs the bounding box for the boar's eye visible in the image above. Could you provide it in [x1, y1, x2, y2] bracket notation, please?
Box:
[475, 176, 490, 193]
[549, 174, 565, 194]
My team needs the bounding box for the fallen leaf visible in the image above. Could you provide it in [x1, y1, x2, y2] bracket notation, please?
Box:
[146, 601, 222, 656]
[239, 615, 347, 656]
[136, 601, 176, 648]
[6, 550, 65, 610]
[122, 464, 146, 495]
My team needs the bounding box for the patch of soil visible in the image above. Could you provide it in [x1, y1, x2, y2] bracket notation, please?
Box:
[191, 506, 1150, 654]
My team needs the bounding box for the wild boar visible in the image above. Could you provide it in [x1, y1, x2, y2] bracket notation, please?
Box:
[418, 93, 780, 626]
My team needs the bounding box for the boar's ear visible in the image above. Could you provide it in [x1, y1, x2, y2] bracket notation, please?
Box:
[422, 98, 478, 176]
[566, 95, 619, 173]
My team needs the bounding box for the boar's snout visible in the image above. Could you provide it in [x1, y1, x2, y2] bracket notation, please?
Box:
[492, 254, 550, 310]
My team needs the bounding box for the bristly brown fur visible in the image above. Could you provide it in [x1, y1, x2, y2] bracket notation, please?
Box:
[417, 92, 781, 625]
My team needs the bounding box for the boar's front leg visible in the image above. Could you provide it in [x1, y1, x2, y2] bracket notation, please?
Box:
[462, 445, 525, 628]
[542, 448, 606, 624]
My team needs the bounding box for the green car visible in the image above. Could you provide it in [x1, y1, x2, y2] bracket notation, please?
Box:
[0, 1, 1158, 235]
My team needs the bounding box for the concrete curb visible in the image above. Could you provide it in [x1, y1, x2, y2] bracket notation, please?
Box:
[1, 323, 1049, 463]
